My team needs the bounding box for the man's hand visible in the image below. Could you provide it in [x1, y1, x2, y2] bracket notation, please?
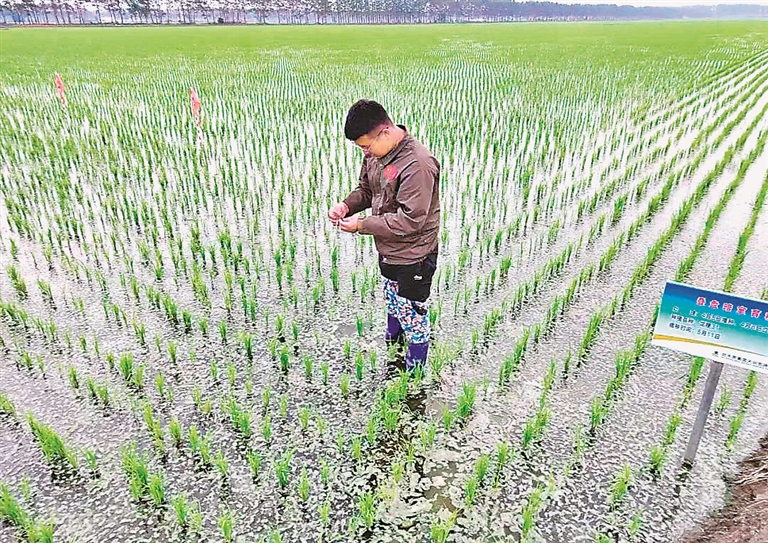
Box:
[339, 215, 360, 233]
[328, 202, 349, 225]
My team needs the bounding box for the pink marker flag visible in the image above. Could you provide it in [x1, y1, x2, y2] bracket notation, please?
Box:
[54, 72, 67, 108]
[190, 86, 202, 128]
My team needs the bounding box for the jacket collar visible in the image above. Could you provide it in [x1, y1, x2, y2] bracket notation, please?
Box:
[380, 125, 410, 166]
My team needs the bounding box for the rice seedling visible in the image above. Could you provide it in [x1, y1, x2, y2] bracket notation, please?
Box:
[84, 449, 98, 475]
[171, 493, 190, 529]
[715, 385, 732, 415]
[579, 312, 604, 363]
[167, 341, 177, 364]
[169, 417, 183, 447]
[520, 414, 539, 452]
[681, 357, 705, 405]
[498, 352, 519, 387]
[68, 366, 80, 391]
[189, 502, 203, 534]
[474, 454, 490, 485]
[340, 373, 350, 397]
[742, 371, 758, 406]
[247, 450, 262, 479]
[198, 432, 214, 467]
[589, 396, 607, 436]
[218, 508, 235, 543]
[303, 356, 314, 380]
[563, 349, 573, 379]
[96, 383, 110, 406]
[406, 442, 416, 468]
[7, 266, 28, 298]
[227, 362, 237, 388]
[16, 350, 32, 371]
[262, 415, 272, 444]
[214, 448, 230, 481]
[421, 420, 438, 449]
[321, 362, 330, 385]
[542, 360, 557, 400]
[33, 519, 56, 543]
[355, 351, 365, 380]
[155, 373, 166, 398]
[361, 415, 377, 447]
[351, 436, 363, 464]
[118, 353, 133, 381]
[299, 406, 312, 432]
[209, 359, 220, 384]
[456, 381, 477, 421]
[609, 464, 632, 508]
[493, 441, 511, 487]
[148, 472, 166, 507]
[319, 500, 331, 526]
[358, 491, 377, 529]
[279, 395, 288, 418]
[279, 345, 290, 373]
[442, 406, 455, 432]
[275, 449, 294, 489]
[121, 440, 150, 501]
[430, 511, 457, 543]
[413, 365, 425, 387]
[520, 485, 544, 538]
[0, 487, 53, 542]
[27, 414, 79, 471]
[647, 444, 667, 478]
[628, 508, 644, 538]
[661, 412, 682, 448]
[188, 425, 201, 456]
[0, 483, 33, 537]
[37, 279, 54, 306]
[297, 466, 310, 502]
[464, 475, 479, 508]
[143, 404, 165, 453]
[726, 410, 745, 451]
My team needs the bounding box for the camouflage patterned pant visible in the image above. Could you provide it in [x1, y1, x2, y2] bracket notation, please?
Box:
[383, 278, 430, 345]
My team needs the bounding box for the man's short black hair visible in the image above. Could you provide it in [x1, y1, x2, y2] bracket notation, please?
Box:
[344, 100, 392, 141]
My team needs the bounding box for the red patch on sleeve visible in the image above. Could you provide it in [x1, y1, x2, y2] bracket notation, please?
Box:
[383, 165, 399, 180]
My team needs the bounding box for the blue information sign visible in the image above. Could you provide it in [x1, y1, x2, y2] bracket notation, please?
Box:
[652, 281, 768, 374]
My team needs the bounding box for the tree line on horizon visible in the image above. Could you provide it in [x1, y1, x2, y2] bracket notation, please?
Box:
[2, 0, 766, 26]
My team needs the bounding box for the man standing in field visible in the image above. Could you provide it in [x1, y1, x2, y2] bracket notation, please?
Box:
[328, 100, 441, 371]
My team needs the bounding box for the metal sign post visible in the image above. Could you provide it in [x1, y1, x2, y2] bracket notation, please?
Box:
[682, 361, 723, 468]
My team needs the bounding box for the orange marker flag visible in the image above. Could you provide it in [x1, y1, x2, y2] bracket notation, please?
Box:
[190, 87, 202, 128]
[54, 72, 66, 108]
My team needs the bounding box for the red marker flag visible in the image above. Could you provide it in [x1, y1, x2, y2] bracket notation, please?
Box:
[54, 72, 66, 108]
[190, 87, 201, 128]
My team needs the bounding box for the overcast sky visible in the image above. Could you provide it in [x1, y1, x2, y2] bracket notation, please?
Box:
[547, 0, 768, 5]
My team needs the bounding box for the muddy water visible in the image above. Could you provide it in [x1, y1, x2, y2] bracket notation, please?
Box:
[379, 70, 768, 542]
[538, 146, 768, 543]
[2, 41, 768, 543]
